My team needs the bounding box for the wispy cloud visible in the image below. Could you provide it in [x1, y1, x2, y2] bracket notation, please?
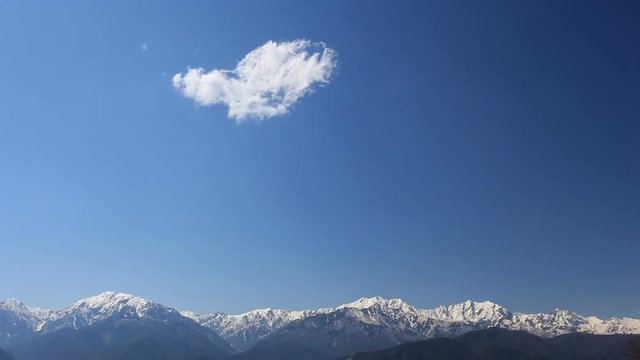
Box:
[172, 40, 337, 122]
[141, 43, 149, 51]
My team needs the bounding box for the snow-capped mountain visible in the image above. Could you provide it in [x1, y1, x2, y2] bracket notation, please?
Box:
[181, 307, 328, 350]
[0, 292, 212, 348]
[0, 298, 52, 347]
[0, 298, 52, 330]
[1, 292, 234, 360]
[184, 296, 640, 351]
[2, 292, 639, 354]
[234, 306, 427, 360]
[422, 299, 511, 323]
[39, 291, 188, 333]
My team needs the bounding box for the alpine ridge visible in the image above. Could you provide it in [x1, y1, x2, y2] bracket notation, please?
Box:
[183, 296, 640, 351]
[39, 291, 189, 333]
[2, 292, 639, 354]
[0, 298, 52, 347]
[1, 292, 234, 360]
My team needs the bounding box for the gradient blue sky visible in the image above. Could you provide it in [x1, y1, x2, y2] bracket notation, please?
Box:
[0, 1, 638, 318]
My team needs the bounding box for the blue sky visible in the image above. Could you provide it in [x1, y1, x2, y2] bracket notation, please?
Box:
[0, 1, 638, 318]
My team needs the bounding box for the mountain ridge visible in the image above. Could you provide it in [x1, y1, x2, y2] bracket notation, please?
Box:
[2, 292, 639, 352]
[182, 296, 640, 350]
[39, 291, 189, 333]
[1, 291, 234, 358]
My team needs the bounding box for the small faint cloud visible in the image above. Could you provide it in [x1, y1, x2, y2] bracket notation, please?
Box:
[141, 43, 149, 51]
[172, 39, 337, 122]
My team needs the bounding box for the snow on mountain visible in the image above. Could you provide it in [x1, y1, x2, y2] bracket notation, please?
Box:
[236, 306, 427, 359]
[181, 296, 422, 349]
[40, 291, 186, 333]
[182, 307, 322, 350]
[0, 298, 52, 347]
[422, 300, 511, 324]
[2, 292, 235, 359]
[338, 296, 414, 312]
[185, 296, 640, 351]
[2, 291, 212, 346]
[587, 315, 640, 335]
[2, 292, 639, 353]
[0, 299, 52, 330]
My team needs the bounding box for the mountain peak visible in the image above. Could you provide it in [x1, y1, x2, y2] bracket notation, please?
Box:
[1, 297, 25, 309]
[59, 291, 176, 319]
[246, 307, 276, 314]
[461, 299, 502, 307]
[40, 291, 183, 333]
[339, 296, 414, 311]
[71, 291, 150, 309]
[450, 299, 507, 311]
[426, 299, 511, 323]
[0, 297, 52, 317]
[552, 308, 573, 314]
[0, 298, 52, 333]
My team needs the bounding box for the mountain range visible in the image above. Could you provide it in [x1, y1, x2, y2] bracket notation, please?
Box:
[182, 295, 640, 351]
[1, 292, 639, 360]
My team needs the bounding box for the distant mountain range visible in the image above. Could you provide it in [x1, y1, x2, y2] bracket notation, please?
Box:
[183, 295, 640, 351]
[1, 292, 639, 360]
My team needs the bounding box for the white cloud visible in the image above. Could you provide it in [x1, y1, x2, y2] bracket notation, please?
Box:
[172, 40, 337, 122]
[141, 43, 149, 51]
